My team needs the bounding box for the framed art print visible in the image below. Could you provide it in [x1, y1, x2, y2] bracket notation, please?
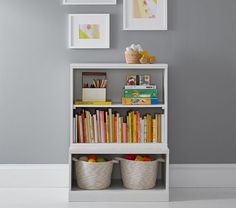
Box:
[123, 0, 167, 30]
[69, 14, 110, 49]
[63, 0, 116, 5]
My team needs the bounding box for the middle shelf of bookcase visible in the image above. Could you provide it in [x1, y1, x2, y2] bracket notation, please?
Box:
[69, 143, 169, 154]
[74, 104, 166, 109]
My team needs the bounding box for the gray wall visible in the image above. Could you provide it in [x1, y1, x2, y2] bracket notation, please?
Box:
[0, 0, 235, 164]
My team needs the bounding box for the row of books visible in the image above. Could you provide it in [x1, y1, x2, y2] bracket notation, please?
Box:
[73, 109, 164, 143]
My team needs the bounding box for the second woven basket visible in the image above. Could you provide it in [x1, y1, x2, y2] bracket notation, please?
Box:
[116, 157, 165, 190]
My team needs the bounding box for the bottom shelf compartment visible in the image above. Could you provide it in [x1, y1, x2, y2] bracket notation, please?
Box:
[69, 179, 169, 202]
[69, 154, 169, 202]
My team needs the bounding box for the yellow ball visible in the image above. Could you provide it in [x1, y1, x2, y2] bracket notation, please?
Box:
[88, 158, 96, 163]
[135, 155, 144, 161]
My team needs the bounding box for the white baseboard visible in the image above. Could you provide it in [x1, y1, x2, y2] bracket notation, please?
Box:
[0, 164, 69, 188]
[170, 164, 236, 188]
[0, 164, 235, 188]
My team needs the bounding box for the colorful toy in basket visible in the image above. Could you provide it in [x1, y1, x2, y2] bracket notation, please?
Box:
[78, 155, 107, 163]
[125, 44, 156, 64]
[124, 154, 153, 162]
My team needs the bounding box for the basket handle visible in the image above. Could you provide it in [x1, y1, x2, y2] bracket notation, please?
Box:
[114, 157, 165, 163]
[113, 157, 123, 163]
[73, 157, 119, 163]
[112, 159, 119, 164]
[156, 158, 165, 163]
[72, 158, 79, 162]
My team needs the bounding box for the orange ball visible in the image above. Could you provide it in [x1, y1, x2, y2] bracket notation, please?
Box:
[88, 155, 97, 160]
[143, 157, 152, 161]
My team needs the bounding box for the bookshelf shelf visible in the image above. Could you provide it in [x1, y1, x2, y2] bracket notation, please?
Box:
[69, 63, 169, 202]
[74, 104, 166, 109]
[70, 143, 169, 154]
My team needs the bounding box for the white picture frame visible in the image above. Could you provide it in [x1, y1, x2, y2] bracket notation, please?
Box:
[123, 0, 168, 31]
[69, 14, 110, 49]
[63, 0, 116, 5]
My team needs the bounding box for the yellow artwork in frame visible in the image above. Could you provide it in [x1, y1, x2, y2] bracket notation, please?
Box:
[133, 0, 159, 19]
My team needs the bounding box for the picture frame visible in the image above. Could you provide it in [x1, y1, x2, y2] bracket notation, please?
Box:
[123, 0, 168, 31]
[69, 14, 110, 49]
[63, 0, 116, 5]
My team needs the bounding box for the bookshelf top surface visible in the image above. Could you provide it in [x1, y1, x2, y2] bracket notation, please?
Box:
[73, 104, 166, 109]
[69, 143, 169, 154]
[70, 63, 168, 70]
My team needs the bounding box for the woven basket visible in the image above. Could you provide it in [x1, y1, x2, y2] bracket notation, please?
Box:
[73, 158, 116, 190]
[117, 158, 165, 190]
[125, 51, 142, 64]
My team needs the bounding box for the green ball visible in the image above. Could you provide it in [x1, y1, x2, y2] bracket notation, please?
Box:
[79, 156, 88, 162]
[96, 157, 106, 162]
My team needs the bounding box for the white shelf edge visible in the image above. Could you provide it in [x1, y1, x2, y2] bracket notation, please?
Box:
[69, 188, 169, 202]
[73, 104, 166, 109]
[70, 63, 168, 69]
[69, 143, 169, 154]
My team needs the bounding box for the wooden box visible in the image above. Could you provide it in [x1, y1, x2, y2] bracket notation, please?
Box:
[82, 88, 106, 102]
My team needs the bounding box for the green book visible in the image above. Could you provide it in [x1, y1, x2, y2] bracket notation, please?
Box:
[123, 89, 158, 98]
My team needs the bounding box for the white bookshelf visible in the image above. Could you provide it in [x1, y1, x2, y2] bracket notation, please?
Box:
[69, 63, 169, 202]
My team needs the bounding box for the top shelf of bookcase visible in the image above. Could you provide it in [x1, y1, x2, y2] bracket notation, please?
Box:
[70, 63, 168, 70]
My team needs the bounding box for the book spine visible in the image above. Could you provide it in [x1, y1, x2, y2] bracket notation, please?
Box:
[116, 113, 120, 143]
[75, 101, 112, 105]
[108, 109, 113, 143]
[133, 112, 136, 143]
[81, 111, 86, 143]
[112, 114, 115, 143]
[123, 123, 127, 143]
[136, 111, 140, 143]
[144, 116, 147, 143]
[73, 117, 76, 143]
[89, 113, 94, 143]
[100, 111, 105, 143]
[114, 115, 117, 143]
[140, 118, 144, 143]
[147, 114, 152, 143]
[85, 111, 91, 143]
[79, 116, 83, 143]
[161, 114, 165, 143]
[120, 117, 123, 143]
[76, 114, 80, 143]
[105, 112, 109, 143]
[124, 85, 157, 89]
[84, 117, 88, 143]
[128, 112, 132, 143]
[93, 114, 98, 143]
[96, 110, 101, 143]
[152, 118, 157, 143]
[75, 114, 78, 143]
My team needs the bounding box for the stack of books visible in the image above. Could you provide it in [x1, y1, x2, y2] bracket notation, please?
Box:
[73, 109, 163, 144]
[122, 75, 159, 105]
